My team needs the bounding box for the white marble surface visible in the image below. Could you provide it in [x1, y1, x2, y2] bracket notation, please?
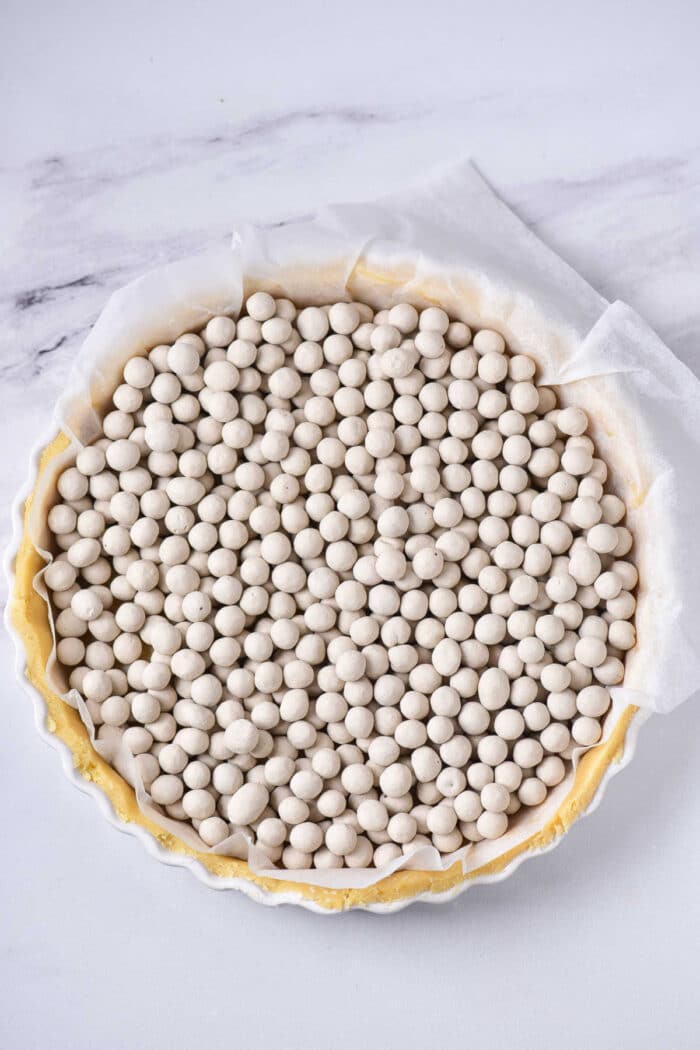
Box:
[2, 2, 699, 1048]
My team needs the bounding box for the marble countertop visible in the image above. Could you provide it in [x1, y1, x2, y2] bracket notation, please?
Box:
[2, 2, 699, 1048]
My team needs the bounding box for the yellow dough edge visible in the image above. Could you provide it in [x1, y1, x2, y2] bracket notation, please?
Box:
[11, 433, 639, 911]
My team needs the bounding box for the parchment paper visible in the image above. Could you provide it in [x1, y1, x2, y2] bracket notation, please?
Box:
[26, 162, 700, 888]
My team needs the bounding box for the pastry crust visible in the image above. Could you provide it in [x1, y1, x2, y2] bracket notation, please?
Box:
[10, 432, 639, 910]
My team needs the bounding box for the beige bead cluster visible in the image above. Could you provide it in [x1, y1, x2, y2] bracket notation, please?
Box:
[45, 292, 636, 870]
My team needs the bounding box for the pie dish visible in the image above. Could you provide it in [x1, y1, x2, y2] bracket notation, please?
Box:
[8, 256, 647, 910]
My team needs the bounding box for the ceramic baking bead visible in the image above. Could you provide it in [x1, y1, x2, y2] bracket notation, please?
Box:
[475, 810, 508, 840]
[325, 822, 357, 857]
[198, 817, 230, 847]
[227, 783, 269, 825]
[571, 716, 603, 746]
[518, 778, 547, 806]
[150, 774, 184, 806]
